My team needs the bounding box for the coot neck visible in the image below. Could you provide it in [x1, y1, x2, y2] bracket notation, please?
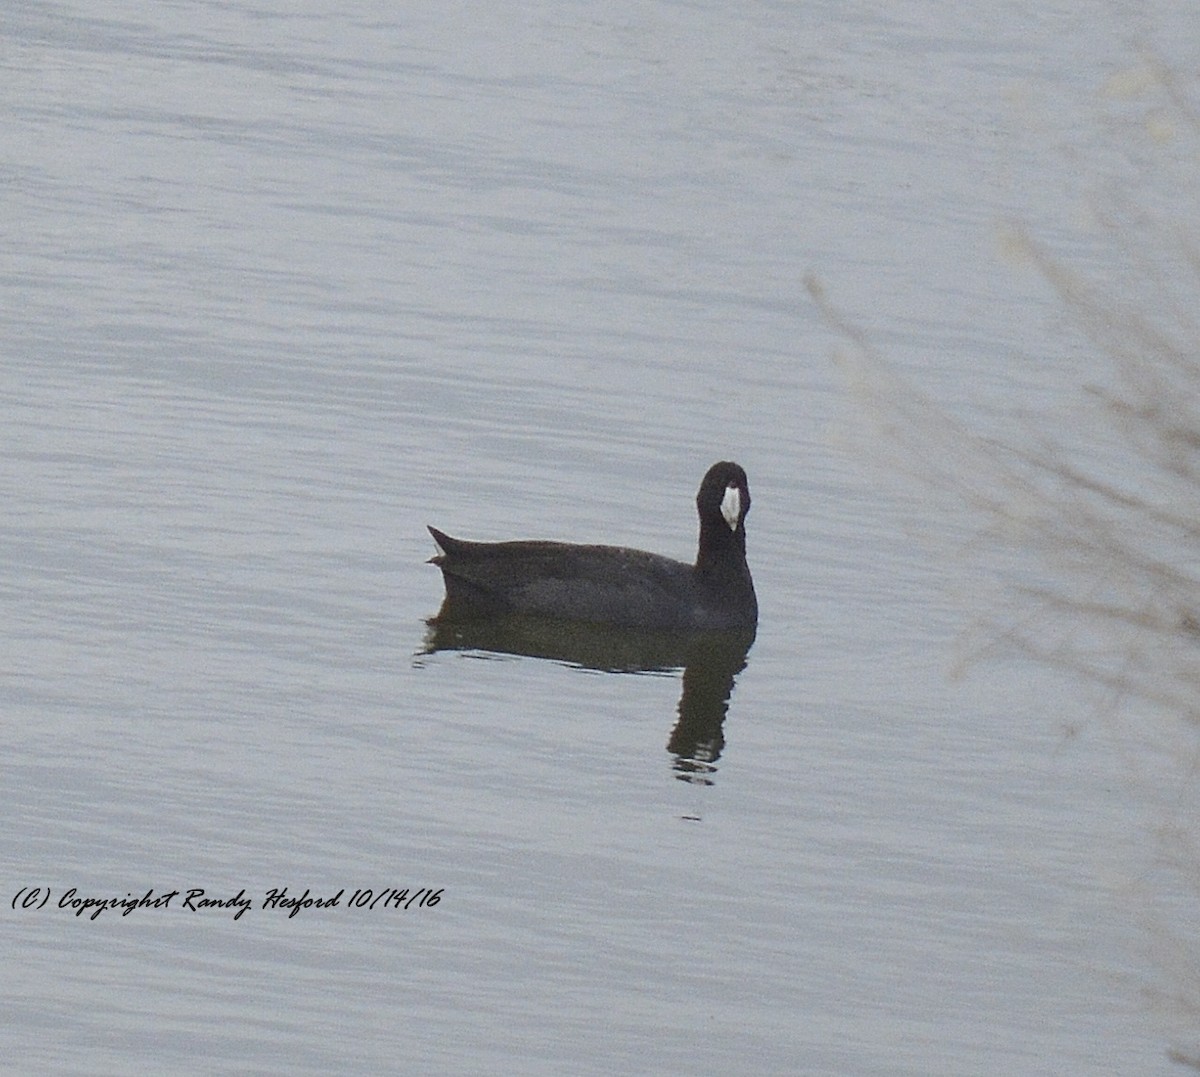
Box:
[694, 517, 749, 579]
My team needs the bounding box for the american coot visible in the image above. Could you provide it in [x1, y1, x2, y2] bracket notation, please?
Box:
[427, 461, 757, 631]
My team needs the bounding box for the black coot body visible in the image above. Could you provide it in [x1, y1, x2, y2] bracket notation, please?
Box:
[428, 461, 757, 631]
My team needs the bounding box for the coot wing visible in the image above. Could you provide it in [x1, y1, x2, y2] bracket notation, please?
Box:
[428, 528, 696, 627]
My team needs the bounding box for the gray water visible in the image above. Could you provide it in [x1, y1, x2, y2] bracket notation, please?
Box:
[4, 1, 1196, 1073]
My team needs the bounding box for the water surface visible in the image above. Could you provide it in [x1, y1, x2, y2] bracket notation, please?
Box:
[4, 1, 1196, 1073]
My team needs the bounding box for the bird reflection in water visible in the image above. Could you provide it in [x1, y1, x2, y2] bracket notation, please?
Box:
[420, 612, 754, 784]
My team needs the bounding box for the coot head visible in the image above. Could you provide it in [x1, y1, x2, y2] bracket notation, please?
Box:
[695, 461, 751, 572]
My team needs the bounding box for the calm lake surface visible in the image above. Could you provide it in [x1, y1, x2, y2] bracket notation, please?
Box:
[5, 1, 1198, 1073]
